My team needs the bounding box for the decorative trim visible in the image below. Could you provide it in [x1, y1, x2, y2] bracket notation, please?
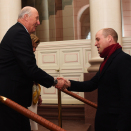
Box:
[37, 39, 91, 50]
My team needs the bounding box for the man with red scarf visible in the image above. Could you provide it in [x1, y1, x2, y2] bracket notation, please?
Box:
[57, 28, 131, 131]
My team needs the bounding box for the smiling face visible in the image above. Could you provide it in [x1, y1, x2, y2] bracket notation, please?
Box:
[95, 30, 110, 54]
[27, 8, 40, 34]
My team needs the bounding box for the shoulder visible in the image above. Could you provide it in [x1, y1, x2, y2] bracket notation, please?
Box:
[2, 23, 28, 40]
[2, 23, 31, 47]
[114, 48, 131, 60]
[0, 23, 26, 45]
[114, 49, 131, 68]
[9, 23, 28, 35]
[118, 50, 131, 60]
[10, 23, 30, 40]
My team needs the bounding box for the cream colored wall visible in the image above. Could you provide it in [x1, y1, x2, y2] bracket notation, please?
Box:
[36, 20, 50, 42]
[36, 0, 89, 42]
[123, 37, 131, 54]
[55, 10, 63, 41]
[63, 4, 74, 40]
[0, 0, 21, 41]
[36, 39, 91, 104]
[35, 0, 50, 42]
[73, 0, 89, 39]
[122, 0, 131, 37]
[36, 14, 56, 42]
[49, 15, 56, 41]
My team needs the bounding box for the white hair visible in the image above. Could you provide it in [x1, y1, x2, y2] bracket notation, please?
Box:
[18, 6, 33, 19]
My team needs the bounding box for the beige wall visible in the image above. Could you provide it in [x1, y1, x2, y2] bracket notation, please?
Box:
[73, 0, 89, 39]
[0, 0, 21, 41]
[122, 0, 131, 37]
[22, 0, 131, 42]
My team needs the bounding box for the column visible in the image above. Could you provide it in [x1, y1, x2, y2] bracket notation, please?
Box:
[0, 0, 21, 41]
[88, 0, 122, 72]
[35, 0, 50, 42]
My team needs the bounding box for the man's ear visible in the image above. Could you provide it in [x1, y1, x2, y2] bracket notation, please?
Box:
[24, 14, 29, 21]
[107, 35, 112, 42]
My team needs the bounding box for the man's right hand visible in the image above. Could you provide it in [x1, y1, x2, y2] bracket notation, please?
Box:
[55, 77, 71, 90]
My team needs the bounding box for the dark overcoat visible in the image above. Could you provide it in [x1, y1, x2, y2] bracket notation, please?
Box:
[0, 22, 54, 131]
[68, 48, 131, 131]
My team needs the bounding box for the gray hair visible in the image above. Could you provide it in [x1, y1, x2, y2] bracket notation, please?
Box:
[18, 6, 33, 19]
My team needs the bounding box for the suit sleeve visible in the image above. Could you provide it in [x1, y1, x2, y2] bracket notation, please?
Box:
[11, 30, 54, 88]
[67, 72, 99, 92]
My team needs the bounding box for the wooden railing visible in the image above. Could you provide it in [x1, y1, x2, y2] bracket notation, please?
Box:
[0, 88, 97, 130]
[0, 96, 66, 131]
[58, 89, 97, 128]
[62, 89, 97, 108]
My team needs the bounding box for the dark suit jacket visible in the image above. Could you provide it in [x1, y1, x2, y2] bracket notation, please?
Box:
[0, 22, 54, 107]
[68, 48, 131, 131]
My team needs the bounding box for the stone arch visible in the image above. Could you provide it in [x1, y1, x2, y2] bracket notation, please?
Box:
[77, 5, 90, 39]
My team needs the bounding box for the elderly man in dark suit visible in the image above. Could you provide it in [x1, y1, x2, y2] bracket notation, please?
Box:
[0, 6, 64, 131]
[57, 28, 131, 131]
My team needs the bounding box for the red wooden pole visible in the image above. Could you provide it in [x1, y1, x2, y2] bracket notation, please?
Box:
[62, 89, 97, 109]
[0, 96, 66, 131]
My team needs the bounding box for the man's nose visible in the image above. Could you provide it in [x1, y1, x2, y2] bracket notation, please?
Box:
[37, 20, 40, 25]
[95, 41, 97, 46]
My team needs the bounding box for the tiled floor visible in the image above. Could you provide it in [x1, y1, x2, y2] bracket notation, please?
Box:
[37, 119, 90, 131]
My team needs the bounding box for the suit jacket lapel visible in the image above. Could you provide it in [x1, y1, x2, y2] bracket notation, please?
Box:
[99, 48, 122, 79]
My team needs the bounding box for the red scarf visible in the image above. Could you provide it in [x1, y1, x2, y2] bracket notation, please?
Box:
[100, 43, 122, 73]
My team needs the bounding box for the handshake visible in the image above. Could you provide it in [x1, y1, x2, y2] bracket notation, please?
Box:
[54, 77, 71, 90]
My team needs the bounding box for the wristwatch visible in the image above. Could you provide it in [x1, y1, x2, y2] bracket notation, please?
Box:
[53, 79, 58, 86]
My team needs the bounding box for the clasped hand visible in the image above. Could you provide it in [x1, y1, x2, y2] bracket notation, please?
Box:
[55, 77, 70, 90]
